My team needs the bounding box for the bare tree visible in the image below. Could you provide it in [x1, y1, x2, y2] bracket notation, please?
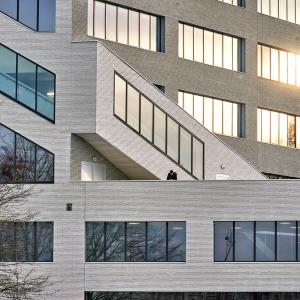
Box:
[0, 184, 52, 300]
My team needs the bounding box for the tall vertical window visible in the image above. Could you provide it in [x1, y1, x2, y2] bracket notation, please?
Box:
[87, 0, 164, 52]
[85, 221, 186, 262]
[0, 222, 53, 262]
[114, 73, 204, 179]
[0, 44, 55, 122]
[257, 44, 300, 87]
[258, 0, 300, 25]
[0, 124, 54, 183]
[214, 221, 300, 262]
[0, 0, 55, 31]
[178, 22, 244, 71]
[217, 0, 245, 7]
[257, 108, 300, 149]
[178, 91, 243, 138]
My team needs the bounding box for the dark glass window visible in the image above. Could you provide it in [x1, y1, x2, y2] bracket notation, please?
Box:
[38, 0, 56, 32]
[256, 221, 275, 262]
[235, 222, 254, 261]
[0, 222, 53, 262]
[127, 222, 146, 262]
[0, 0, 18, 18]
[167, 221, 186, 262]
[36, 66, 55, 120]
[214, 222, 234, 262]
[277, 221, 296, 261]
[147, 222, 166, 261]
[0, 0, 55, 32]
[85, 221, 186, 262]
[114, 73, 204, 179]
[0, 44, 55, 122]
[0, 45, 16, 98]
[106, 222, 125, 261]
[17, 56, 36, 109]
[0, 124, 54, 183]
[0, 125, 15, 183]
[15, 134, 36, 183]
[19, 0, 38, 30]
[85, 222, 105, 262]
[214, 221, 300, 262]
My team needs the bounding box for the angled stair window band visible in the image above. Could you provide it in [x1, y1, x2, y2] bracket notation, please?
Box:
[114, 72, 204, 179]
[0, 43, 55, 122]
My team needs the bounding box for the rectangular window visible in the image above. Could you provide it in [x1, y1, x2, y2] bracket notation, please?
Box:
[117, 7, 128, 44]
[179, 91, 242, 138]
[167, 117, 179, 162]
[114, 74, 204, 179]
[38, 0, 56, 32]
[154, 107, 166, 152]
[215, 221, 300, 262]
[127, 85, 140, 132]
[214, 222, 234, 262]
[180, 128, 192, 172]
[235, 222, 254, 261]
[257, 43, 300, 88]
[179, 22, 243, 71]
[85, 222, 186, 262]
[277, 221, 296, 261]
[18, 0, 38, 31]
[90, 1, 163, 52]
[0, 222, 53, 262]
[256, 221, 275, 262]
[258, 108, 299, 149]
[140, 96, 153, 141]
[168, 222, 186, 262]
[127, 222, 146, 262]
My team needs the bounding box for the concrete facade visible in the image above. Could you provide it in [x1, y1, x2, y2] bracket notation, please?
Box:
[0, 1, 300, 299]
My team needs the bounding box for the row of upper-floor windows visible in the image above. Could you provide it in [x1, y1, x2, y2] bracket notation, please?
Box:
[86, 221, 186, 262]
[258, 44, 300, 87]
[0, 124, 54, 183]
[114, 73, 204, 179]
[86, 293, 300, 300]
[178, 23, 243, 72]
[257, 108, 300, 149]
[215, 221, 300, 262]
[178, 91, 242, 138]
[87, 0, 163, 52]
[0, 44, 55, 122]
[258, 0, 300, 25]
[0, 222, 53, 262]
[0, 0, 55, 31]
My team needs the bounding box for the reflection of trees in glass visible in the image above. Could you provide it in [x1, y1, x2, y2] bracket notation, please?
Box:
[0, 221, 53, 262]
[86, 293, 300, 300]
[86, 222, 185, 262]
[127, 222, 146, 262]
[168, 222, 186, 262]
[0, 124, 54, 183]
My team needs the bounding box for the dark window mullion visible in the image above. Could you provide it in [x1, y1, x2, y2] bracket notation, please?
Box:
[124, 222, 127, 262]
[145, 222, 148, 261]
[275, 221, 278, 262]
[166, 222, 169, 262]
[104, 222, 107, 261]
[34, 222, 37, 262]
[37, 0, 40, 31]
[233, 221, 235, 262]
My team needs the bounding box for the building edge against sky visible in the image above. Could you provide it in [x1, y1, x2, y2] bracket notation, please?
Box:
[0, 0, 300, 299]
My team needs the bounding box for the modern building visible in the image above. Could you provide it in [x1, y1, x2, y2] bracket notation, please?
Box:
[0, 0, 300, 299]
